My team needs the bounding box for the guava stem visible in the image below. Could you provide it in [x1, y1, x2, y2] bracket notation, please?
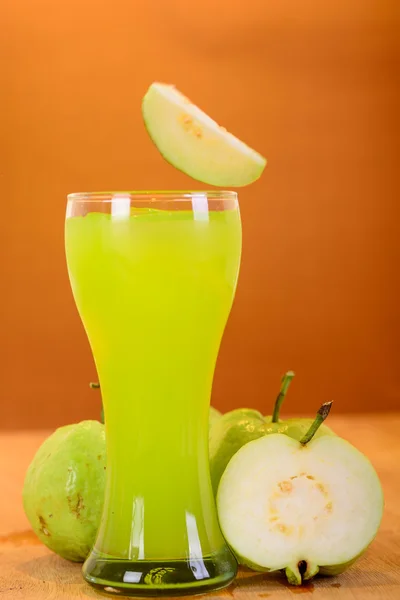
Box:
[300, 401, 333, 445]
[271, 371, 295, 423]
[89, 382, 103, 422]
[285, 565, 302, 586]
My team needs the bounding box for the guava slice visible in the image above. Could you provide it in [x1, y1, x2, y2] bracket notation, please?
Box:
[142, 82, 266, 187]
[217, 433, 383, 585]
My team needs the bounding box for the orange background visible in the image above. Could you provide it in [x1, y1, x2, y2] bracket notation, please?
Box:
[1, 0, 399, 429]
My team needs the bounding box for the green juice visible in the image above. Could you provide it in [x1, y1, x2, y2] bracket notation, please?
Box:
[65, 203, 241, 584]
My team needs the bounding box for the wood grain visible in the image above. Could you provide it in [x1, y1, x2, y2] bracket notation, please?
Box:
[1, 416, 399, 599]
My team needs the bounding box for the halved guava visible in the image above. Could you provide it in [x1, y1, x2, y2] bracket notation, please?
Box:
[217, 433, 383, 585]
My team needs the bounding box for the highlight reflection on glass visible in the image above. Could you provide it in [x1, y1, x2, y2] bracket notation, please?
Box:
[65, 191, 241, 596]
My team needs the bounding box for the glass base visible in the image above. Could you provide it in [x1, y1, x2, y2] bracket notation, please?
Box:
[83, 548, 238, 597]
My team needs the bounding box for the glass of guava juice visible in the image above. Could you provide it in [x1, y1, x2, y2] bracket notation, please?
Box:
[65, 191, 241, 596]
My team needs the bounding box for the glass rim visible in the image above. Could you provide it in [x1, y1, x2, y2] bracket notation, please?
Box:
[67, 190, 238, 202]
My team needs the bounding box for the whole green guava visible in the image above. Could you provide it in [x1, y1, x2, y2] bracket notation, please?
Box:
[23, 420, 106, 562]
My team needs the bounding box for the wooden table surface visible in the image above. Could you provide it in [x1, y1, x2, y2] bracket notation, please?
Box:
[0, 415, 399, 599]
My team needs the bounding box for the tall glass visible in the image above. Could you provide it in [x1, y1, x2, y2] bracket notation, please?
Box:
[65, 191, 241, 596]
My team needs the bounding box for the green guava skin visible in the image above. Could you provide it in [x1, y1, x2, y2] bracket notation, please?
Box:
[209, 409, 269, 495]
[23, 420, 106, 562]
[238, 548, 362, 585]
[209, 406, 222, 431]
